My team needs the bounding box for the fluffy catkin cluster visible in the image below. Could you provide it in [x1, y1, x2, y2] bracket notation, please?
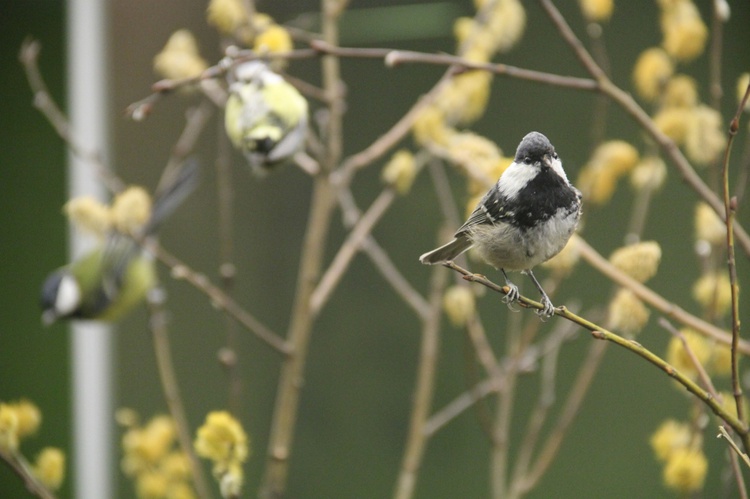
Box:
[381, 150, 417, 195]
[194, 411, 249, 499]
[64, 186, 153, 239]
[207, 0, 293, 70]
[413, 0, 523, 186]
[153, 30, 208, 81]
[442, 285, 476, 327]
[650, 419, 707, 494]
[632, 1, 726, 167]
[692, 199, 738, 317]
[118, 410, 195, 499]
[577, 140, 640, 205]
[0, 399, 66, 492]
[577, 0, 614, 23]
[0, 399, 41, 453]
[605, 242, 662, 336]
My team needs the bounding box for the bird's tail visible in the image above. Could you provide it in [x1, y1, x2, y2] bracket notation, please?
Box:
[419, 235, 472, 265]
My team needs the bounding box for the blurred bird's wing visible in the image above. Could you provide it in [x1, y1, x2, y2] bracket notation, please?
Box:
[266, 114, 308, 164]
[148, 158, 200, 236]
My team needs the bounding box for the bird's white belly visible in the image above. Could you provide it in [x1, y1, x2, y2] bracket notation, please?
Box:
[468, 209, 578, 271]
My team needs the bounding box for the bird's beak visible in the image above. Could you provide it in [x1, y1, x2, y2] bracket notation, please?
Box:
[542, 154, 552, 169]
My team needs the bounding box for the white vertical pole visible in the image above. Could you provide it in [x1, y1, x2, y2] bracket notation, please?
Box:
[67, 1, 114, 499]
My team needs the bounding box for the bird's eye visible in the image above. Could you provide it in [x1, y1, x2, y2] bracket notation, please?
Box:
[523, 157, 531, 164]
[552, 152, 559, 159]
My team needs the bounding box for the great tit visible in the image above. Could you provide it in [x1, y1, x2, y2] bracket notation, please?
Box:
[224, 61, 308, 175]
[40, 160, 199, 324]
[420, 132, 582, 317]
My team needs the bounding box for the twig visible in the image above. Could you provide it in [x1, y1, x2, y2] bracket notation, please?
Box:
[576, 237, 750, 353]
[260, 179, 337, 498]
[0, 451, 57, 499]
[125, 47, 319, 119]
[334, 69, 453, 185]
[536, 0, 750, 258]
[384, 50, 598, 90]
[719, 426, 750, 469]
[585, 21, 611, 146]
[440, 261, 750, 444]
[464, 314, 501, 378]
[146, 288, 214, 499]
[509, 318, 584, 498]
[146, 241, 290, 355]
[723, 79, 750, 424]
[424, 321, 578, 440]
[19, 38, 122, 194]
[658, 318, 718, 397]
[393, 267, 446, 499]
[664, 304, 750, 499]
[491, 309, 523, 499]
[708, 0, 725, 110]
[214, 127, 243, 416]
[514, 340, 608, 495]
[423, 378, 498, 437]
[260, 4, 344, 495]
[310, 188, 397, 314]
[334, 171, 431, 319]
[360, 236, 431, 318]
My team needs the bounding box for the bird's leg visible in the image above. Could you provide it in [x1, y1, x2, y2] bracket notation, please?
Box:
[501, 269, 520, 307]
[525, 269, 555, 318]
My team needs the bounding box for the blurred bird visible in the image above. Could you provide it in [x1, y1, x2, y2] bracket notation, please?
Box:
[224, 61, 308, 175]
[420, 132, 582, 317]
[40, 160, 199, 324]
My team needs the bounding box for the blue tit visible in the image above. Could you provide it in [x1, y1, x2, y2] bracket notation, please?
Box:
[40, 160, 199, 325]
[224, 61, 308, 175]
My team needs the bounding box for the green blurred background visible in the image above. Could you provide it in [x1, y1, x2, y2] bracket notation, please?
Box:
[2, 0, 750, 497]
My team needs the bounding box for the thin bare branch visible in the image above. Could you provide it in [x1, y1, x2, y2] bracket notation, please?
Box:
[19, 38, 123, 193]
[576, 237, 750, 353]
[440, 261, 749, 444]
[146, 240, 290, 355]
[0, 451, 57, 499]
[335, 185, 431, 318]
[311, 188, 397, 314]
[515, 340, 607, 495]
[146, 289, 214, 499]
[719, 426, 750, 469]
[509, 317, 583, 497]
[536, 0, 750, 257]
[658, 318, 718, 397]
[723, 79, 750, 424]
[260, 5, 344, 495]
[393, 267, 446, 499]
[424, 378, 498, 438]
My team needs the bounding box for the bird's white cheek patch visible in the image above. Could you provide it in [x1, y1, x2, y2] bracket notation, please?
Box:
[550, 157, 569, 182]
[55, 275, 82, 316]
[497, 162, 538, 198]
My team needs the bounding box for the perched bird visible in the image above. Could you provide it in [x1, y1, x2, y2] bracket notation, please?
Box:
[40, 160, 199, 325]
[224, 61, 308, 175]
[420, 131, 582, 317]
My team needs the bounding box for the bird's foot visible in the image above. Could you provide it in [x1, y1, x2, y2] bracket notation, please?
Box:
[536, 294, 556, 319]
[502, 281, 520, 311]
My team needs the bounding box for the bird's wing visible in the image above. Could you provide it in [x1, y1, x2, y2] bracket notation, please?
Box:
[99, 234, 139, 302]
[456, 186, 513, 235]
